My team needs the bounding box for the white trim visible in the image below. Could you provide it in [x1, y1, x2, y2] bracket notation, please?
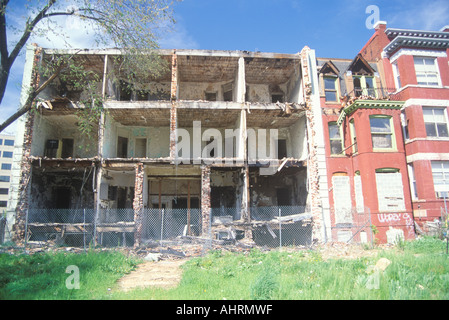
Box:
[403, 98, 449, 109]
[406, 153, 449, 163]
[389, 48, 447, 63]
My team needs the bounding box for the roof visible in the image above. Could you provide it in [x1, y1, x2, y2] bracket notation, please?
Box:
[383, 28, 449, 57]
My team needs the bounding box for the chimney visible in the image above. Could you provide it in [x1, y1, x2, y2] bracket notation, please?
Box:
[374, 21, 387, 32]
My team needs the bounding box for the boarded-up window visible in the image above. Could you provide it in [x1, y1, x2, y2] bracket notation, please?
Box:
[375, 169, 405, 212]
[332, 174, 352, 224]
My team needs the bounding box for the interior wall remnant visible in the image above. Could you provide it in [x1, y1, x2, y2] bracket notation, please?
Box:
[249, 167, 308, 209]
[29, 168, 95, 210]
[13, 111, 35, 242]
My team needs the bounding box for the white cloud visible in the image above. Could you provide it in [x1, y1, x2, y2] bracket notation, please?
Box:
[387, 0, 449, 30]
[158, 22, 199, 50]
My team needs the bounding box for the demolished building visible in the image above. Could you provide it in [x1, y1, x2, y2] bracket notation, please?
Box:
[5, 46, 331, 247]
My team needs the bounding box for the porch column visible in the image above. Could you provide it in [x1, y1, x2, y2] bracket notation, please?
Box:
[133, 163, 144, 247]
[241, 166, 253, 242]
[201, 166, 211, 237]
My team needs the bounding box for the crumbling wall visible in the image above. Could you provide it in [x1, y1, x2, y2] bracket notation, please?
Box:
[133, 163, 144, 247]
[12, 112, 34, 242]
[29, 168, 95, 210]
[30, 113, 98, 158]
[201, 166, 211, 236]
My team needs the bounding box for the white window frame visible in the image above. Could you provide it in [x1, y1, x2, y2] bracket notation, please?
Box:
[392, 62, 401, 89]
[370, 115, 396, 150]
[353, 75, 377, 97]
[431, 160, 449, 195]
[323, 76, 339, 102]
[328, 122, 344, 155]
[413, 56, 441, 86]
[423, 107, 449, 138]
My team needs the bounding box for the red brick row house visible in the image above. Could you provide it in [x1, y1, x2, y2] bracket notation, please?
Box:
[320, 22, 449, 243]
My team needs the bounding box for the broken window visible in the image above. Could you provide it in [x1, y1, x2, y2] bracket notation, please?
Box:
[135, 89, 149, 101]
[61, 139, 74, 158]
[118, 80, 133, 101]
[277, 139, 287, 159]
[271, 94, 284, 103]
[45, 140, 59, 158]
[353, 76, 376, 97]
[205, 92, 217, 101]
[117, 187, 127, 208]
[328, 122, 343, 155]
[223, 83, 233, 101]
[117, 136, 128, 158]
[135, 138, 147, 158]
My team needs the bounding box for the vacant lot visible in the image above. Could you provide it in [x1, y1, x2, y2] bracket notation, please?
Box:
[1, 237, 448, 300]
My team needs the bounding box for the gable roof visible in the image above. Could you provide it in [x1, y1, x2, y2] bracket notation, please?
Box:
[319, 60, 339, 76]
[347, 54, 375, 75]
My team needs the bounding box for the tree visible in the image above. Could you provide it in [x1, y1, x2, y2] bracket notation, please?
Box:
[0, 0, 177, 133]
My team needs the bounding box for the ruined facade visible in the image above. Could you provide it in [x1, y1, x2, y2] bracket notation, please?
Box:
[5, 23, 449, 246]
[6, 47, 329, 246]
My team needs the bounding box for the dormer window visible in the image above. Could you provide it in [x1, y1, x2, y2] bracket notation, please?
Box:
[319, 61, 340, 102]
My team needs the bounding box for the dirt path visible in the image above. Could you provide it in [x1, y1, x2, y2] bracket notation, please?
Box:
[116, 259, 188, 292]
[115, 243, 386, 292]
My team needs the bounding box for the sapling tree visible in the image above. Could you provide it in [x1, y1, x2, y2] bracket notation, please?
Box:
[0, 0, 177, 133]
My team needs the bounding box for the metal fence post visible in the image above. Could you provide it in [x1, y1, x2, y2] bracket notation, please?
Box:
[160, 208, 165, 245]
[83, 208, 86, 253]
[279, 208, 282, 249]
[24, 208, 29, 251]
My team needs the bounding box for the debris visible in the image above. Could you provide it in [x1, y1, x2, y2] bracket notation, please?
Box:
[144, 252, 162, 262]
[159, 247, 186, 258]
[375, 257, 391, 272]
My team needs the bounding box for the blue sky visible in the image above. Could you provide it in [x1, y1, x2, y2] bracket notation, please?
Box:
[2, 0, 449, 135]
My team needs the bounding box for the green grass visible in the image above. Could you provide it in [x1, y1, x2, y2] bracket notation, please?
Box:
[0, 249, 140, 300]
[1, 237, 449, 300]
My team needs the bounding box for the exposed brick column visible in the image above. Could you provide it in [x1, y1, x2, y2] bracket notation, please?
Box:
[241, 166, 253, 242]
[12, 112, 35, 243]
[201, 166, 211, 237]
[12, 45, 41, 244]
[300, 46, 323, 243]
[170, 51, 178, 160]
[133, 163, 144, 247]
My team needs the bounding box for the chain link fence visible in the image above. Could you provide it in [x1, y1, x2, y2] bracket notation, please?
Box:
[330, 206, 374, 245]
[14, 206, 314, 250]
